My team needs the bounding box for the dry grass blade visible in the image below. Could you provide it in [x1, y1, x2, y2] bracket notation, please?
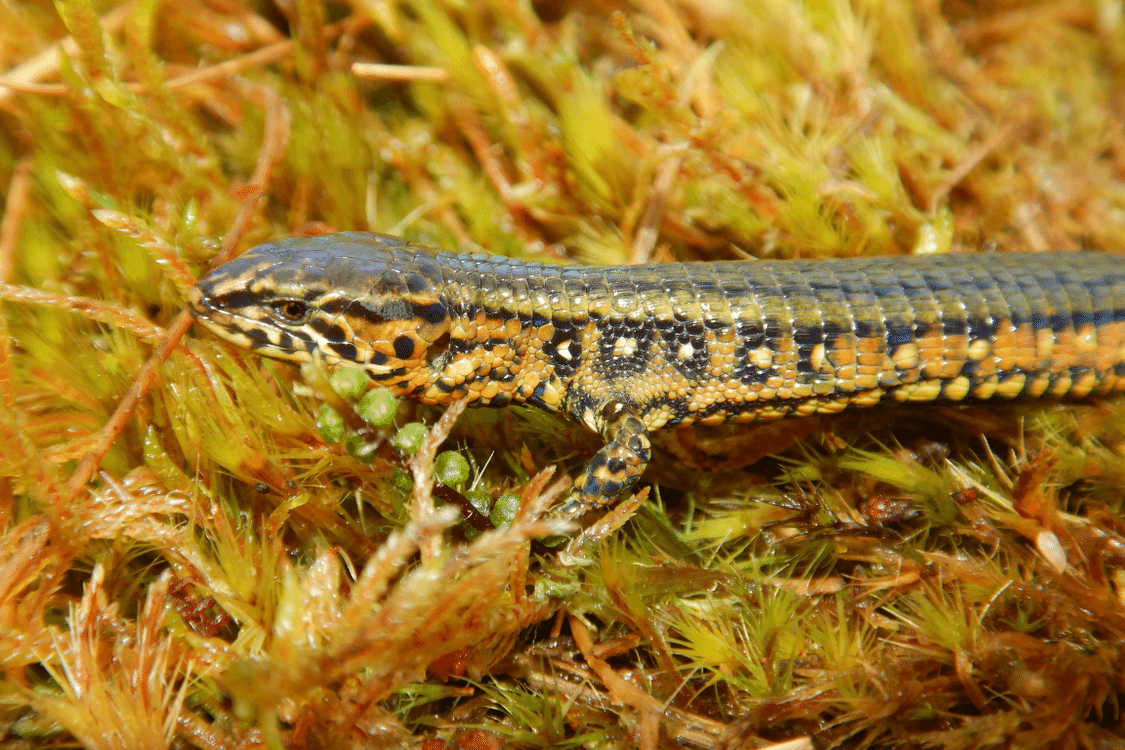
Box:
[64, 89, 291, 501]
[32, 568, 192, 750]
[0, 284, 166, 342]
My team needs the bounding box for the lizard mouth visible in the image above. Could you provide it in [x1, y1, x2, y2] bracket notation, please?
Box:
[188, 286, 314, 362]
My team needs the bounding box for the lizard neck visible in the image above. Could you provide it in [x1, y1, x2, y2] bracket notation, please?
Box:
[415, 279, 569, 412]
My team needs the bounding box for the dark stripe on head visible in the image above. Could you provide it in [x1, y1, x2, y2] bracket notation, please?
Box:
[374, 271, 432, 294]
[365, 367, 407, 382]
[215, 289, 263, 310]
[346, 298, 414, 324]
[403, 273, 432, 293]
[329, 341, 358, 360]
[319, 298, 349, 315]
[244, 326, 274, 347]
[309, 318, 347, 342]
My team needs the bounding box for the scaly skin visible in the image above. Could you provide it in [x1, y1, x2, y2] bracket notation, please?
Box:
[189, 232, 1125, 517]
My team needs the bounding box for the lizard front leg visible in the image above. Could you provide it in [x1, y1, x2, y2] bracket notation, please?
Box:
[556, 400, 652, 520]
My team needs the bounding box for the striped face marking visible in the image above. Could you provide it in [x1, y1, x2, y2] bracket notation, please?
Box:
[189, 236, 452, 395]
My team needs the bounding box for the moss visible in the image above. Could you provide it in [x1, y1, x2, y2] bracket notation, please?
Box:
[2, 0, 1125, 747]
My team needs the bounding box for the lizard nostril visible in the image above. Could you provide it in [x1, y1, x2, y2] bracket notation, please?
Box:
[186, 285, 205, 314]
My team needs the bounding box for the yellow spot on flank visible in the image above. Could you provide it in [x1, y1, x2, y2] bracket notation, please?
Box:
[1025, 373, 1051, 398]
[973, 376, 998, 399]
[904, 379, 942, 402]
[614, 337, 638, 357]
[537, 380, 563, 406]
[750, 346, 773, 369]
[850, 389, 885, 408]
[967, 338, 992, 361]
[828, 345, 855, 367]
[810, 343, 826, 371]
[878, 369, 901, 386]
[1076, 325, 1098, 354]
[1049, 374, 1073, 397]
[1094, 321, 1125, 370]
[943, 375, 971, 401]
[1036, 327, 1055, 359]
[812, 378, 835, 395]
[794, 401, 820, 416]
[813, 397, 848, 414]
[853, 372, 879, 390]
[892, 342, 919, 370]
[678, 342, 695, 360]
[1070, 370, 1098, 398]
[756, 405, 788, 421]
[996, 373, 1026, 399]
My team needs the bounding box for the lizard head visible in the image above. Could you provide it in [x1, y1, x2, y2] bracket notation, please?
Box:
[189, 233, 451, 387]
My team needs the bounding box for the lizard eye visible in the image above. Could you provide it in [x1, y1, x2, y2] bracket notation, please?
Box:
[270, 299, 310, 323]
